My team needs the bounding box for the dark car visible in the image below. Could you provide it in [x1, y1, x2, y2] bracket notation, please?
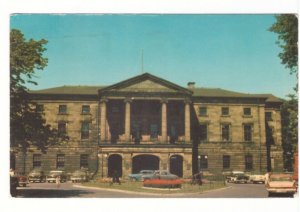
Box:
[28, 169, 46, 183]
[142, 170, 179, 181]
[70, 170, 90, 183]
[46, 170, 67, 183]
[234, 175, 249, 184]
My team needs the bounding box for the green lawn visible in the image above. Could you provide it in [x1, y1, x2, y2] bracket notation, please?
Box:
[82, 181, 227, 194]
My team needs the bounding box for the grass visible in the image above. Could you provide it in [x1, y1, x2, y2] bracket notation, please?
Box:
[82, 181, 227, 194]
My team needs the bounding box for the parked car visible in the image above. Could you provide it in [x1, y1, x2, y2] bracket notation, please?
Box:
[70, 170, 90, 183]
[249, 174, 265, 184]
[227, 171, 245, 183]
[28, 169, 46, 183]
[234, 175, 249, 184]
[46, 170, 67, 183]
[142, 170, 179, 181]
[128, 170, 155, 181]
[265, 173, 297, 197]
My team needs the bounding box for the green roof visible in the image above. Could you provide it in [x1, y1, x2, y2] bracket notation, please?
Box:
[29, 85, 105, 95]
[29, 85, 282, 103]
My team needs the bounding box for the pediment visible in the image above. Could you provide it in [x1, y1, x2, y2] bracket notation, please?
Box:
[99, 73, 192, 96]
[117, 79, 177, 93]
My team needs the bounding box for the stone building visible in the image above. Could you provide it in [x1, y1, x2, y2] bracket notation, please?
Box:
[11, 73, 284, 178]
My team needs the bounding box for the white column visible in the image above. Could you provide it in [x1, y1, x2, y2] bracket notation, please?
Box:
[161, 98, 168, 143]
[124, 98, 132, 141]
[184, 99, 191, 142]
[100, 98, 107, 142]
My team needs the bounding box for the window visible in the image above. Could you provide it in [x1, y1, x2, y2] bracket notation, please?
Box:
[58, 105, 67, 114]
[56, 154, 65, 169]
[36, 104, 44, 113]
[150, 124, 158, 139]
[33, 154, 41, 168]
[221, 107, 229, 116]
[265, 112, 272, 121]
[199, 107, 207, 116]
[223, 155, 230, 169]
[82, 105, 90, 114]
[199, 155, 208, 169]
[81, 122, 90, 139]
[199, 124, 208, 142]
[221, 124, 230, 141]
[58, 122, 66, 135]
[80, 154, 88, 169]
[244, 124, 252, 141]
[243, 107, 251, 116]
[245, 155, 253, 170]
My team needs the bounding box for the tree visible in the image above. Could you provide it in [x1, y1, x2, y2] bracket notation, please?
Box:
[269, 14, 298, 76]
[269, 15, 298, 171]
[281, 94, 298, 171]
[10, 29, 65, 155]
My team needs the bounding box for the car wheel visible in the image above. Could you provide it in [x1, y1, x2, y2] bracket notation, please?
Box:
[268, 192, 273, 197]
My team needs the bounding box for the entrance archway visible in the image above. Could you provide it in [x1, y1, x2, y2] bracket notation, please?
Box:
[170, 155, 183, 177]
[132, 154, 159, 174]
[107, 154, 122, 177]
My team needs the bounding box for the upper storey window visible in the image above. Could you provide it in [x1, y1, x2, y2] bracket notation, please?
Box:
[221, 107, 229, 116]
[36, 104, 44, 113]
[244, 124, 253, 141]
[82, 105, 90, 114]
[199, 107, 207, 116]
[58, 105, 67, 114]
[243, 107, 251, 116]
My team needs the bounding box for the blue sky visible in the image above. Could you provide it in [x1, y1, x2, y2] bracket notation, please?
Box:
[10, 14, 296, 98]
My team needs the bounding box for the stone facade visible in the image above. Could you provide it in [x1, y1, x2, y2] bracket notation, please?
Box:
[12, 73, 284, 178]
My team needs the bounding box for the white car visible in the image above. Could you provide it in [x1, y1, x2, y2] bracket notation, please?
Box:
[265, 173, 297, 196]
[250, 175, 265, 184]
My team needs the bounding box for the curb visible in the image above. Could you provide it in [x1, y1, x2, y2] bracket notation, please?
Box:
[73, 184, 232, 197]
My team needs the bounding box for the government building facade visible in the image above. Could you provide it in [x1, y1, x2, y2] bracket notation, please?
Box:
[11, 73, 284, 178]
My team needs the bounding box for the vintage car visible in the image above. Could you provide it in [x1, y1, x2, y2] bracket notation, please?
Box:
[265, 173, 297, 196]
[234, 175, 250, 184]
[227, 171, 245, 183]
[142, 170, 179, 181]
[249, 174, 265, 184]
[28, 169, 46, 183]
[70, 170, 90, 183]
[46, 170, 67, 183]
[128, 170, 155, 181]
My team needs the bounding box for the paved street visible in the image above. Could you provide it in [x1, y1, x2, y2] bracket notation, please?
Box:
[15, 181, 296, 198]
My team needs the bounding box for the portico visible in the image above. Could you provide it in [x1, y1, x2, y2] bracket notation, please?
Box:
[98, 73, 193, 145]
[97, 73, 194, 178]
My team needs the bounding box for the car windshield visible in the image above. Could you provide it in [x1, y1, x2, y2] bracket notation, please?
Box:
[270, 176, 293, 181]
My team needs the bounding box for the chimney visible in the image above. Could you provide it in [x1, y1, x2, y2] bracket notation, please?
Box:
[187, 82, 195, 89]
